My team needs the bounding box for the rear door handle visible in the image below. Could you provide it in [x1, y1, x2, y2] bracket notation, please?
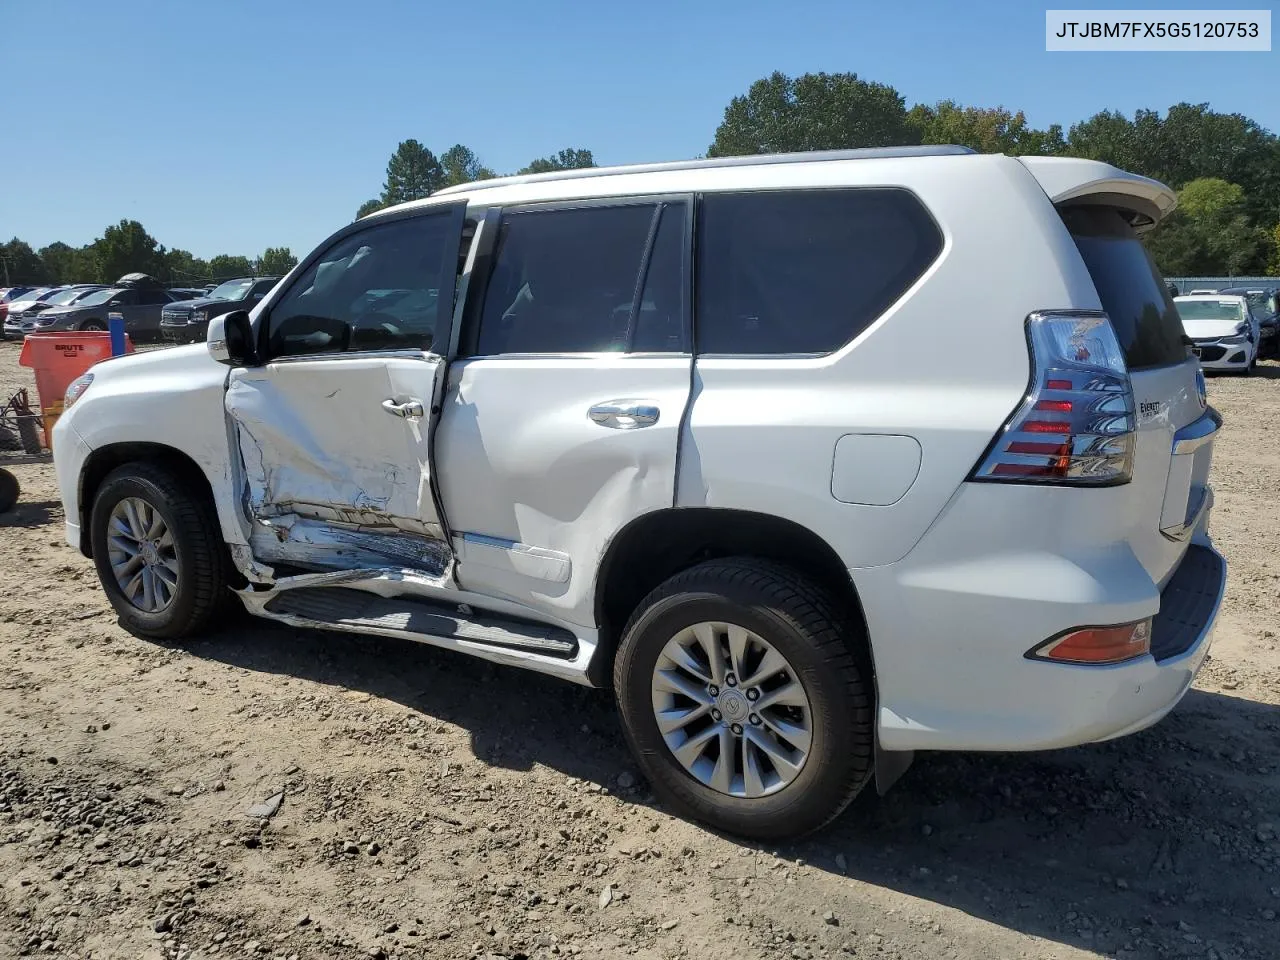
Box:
[588, 401, 660, 429]
[382, 398, 425, 419]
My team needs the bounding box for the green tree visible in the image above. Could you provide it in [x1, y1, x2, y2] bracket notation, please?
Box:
[258, 247, 298, 276]
[1145, 178, 1269, 275]
[90, 220, 165, 283]
[381, 139, 445, 206]
[207, 255, 255, 279]
[355, 198, 384, 220]
[1268, 224, 1280, 275]
[708, 71, 915, 157]
[440, 144, 496, 187]
[519, 147, 596, 174]
[37, 242, 81, 284]
[164, 248, 210, 284]
[908, 100, 1063, 155]
[0, 239, 51, 285]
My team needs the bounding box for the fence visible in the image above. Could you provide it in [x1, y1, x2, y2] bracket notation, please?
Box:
[1166, 277, 1280, 294]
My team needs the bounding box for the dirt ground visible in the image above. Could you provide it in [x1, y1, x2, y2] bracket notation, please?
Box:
[1, 340, 1278, 960]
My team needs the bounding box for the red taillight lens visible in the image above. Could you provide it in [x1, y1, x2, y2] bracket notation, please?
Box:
[971, 311, 1135, 486]
[1027, 619, 1152, 665]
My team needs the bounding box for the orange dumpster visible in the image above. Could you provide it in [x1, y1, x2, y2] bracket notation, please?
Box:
[18, 332, 134, 448]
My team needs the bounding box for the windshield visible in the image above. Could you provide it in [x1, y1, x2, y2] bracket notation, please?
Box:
[75, 288, 119, 307]
[208, 279, 254, 301]
[48, 287, 92, 305]
[12, 288, 51, 303]
[1176, 299, 1246, 323]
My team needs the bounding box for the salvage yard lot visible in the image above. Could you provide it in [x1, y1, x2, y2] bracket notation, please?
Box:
[1, 341, 1278, 960]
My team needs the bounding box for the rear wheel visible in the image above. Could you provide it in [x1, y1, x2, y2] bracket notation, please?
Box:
[613, 558, 873, 840]
[90, 463, 228, 639]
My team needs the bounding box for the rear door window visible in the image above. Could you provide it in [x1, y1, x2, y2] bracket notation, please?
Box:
[475, 200, 688, 355]
[695, 188, 943, 355]
[1059, 205, 1190, 369]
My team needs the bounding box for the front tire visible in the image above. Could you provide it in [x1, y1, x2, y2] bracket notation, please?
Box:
[613, 558, 873, 840]
[90, 463, 228, 639]
[80, 319, 105, 332]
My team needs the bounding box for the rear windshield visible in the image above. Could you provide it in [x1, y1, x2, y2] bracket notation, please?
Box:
[1176, 299, 1246, 323]
[1060, 205, 1190, 369]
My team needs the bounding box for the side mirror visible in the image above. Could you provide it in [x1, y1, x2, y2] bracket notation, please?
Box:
[208, 310, 257, 366]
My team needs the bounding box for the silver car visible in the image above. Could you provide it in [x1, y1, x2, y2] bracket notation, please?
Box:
[25, 286, 181, 340]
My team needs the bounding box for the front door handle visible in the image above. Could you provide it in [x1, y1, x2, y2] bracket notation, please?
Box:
[588, 401, 660, 429]
[382, 398, 425, 419]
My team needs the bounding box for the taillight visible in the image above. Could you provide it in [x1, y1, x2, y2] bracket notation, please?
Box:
[972, 311, 1134, 485]
[1026, 619, 1152, 665]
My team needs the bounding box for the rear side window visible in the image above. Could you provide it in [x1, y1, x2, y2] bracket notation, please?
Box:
[695, 189, 943, 355]
[1060, 205, 1190, 369]
[476, 201, 687, 355]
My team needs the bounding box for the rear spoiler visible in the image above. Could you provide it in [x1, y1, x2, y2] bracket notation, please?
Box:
[1017, 157, 1177, 233]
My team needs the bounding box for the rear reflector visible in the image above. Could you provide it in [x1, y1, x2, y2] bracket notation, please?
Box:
[1027, 619, 1152, 665]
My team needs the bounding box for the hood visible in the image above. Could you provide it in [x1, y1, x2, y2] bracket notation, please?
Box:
[1181, 316, 1247, 340]
[167, 295, 242, 312]
[7, 300, 55, 315]
[29, 305, 87, 320]
[93, 341, 214, 375]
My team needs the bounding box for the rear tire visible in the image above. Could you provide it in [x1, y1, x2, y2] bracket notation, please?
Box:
[613, 558, 874, 840]
[90, 463, 228, 640]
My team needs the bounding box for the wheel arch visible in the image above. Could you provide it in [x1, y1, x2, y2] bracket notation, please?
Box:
[590, 507, 873, 688]
[77, 442, 221, 558]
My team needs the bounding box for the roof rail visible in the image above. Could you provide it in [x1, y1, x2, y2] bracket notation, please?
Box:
[433, 145, 977, 196]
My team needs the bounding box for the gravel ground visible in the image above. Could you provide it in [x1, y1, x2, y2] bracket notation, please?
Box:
[1, 340, 1278, 960]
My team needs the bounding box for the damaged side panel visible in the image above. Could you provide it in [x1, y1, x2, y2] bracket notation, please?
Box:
[224, 356, 452, 579]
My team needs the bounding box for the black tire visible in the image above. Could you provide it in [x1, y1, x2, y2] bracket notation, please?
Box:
[613, 558, 874, 841]
[0, 469, 18, 514]
[89, 462, 228, 640]
[16, 414, 42, 455]
[80, 319, 105, 331]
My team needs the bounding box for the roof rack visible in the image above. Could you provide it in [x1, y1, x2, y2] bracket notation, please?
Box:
[433, 145, 977, 196]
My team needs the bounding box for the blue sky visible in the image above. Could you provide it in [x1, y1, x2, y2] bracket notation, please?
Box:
[3, 0, 1276, 261]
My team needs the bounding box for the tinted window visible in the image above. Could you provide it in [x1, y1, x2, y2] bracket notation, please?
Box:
[476, 202, 686, 355]
[267, 214, 457, 359]
[1061, 205, 1190, 369]
[138, 289, 171, 305]
[696, 189, 942, 355]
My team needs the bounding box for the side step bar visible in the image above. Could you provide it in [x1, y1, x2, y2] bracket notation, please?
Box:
[264, 587, 578, 658]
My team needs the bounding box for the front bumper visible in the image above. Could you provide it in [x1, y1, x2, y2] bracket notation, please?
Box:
[1193, 338, 1253, 371]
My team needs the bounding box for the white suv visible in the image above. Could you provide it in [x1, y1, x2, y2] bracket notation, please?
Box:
[52, 146, 1226, 840]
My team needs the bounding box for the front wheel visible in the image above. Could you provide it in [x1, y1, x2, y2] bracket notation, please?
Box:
[80, 319, 105, 332]
[90, 463, 229, 639]
[613, 558, 874, 840]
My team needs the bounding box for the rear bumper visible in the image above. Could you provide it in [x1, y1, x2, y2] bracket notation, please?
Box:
[856, 481, 1226, 752]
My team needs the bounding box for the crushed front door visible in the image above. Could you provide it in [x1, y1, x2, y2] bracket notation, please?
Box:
[223, 204, 467, 578]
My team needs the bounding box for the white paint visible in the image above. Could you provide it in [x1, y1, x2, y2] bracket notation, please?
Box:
[51, 149, 1228, 758]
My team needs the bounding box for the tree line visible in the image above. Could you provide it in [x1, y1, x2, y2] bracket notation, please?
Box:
[354, 143, 596, 219]
[6, 69, 1279, 286]
[0, 220, 298, 288]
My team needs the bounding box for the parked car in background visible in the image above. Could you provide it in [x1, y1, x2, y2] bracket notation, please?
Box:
[1218, 285, 1279, 360]
[1, 287, 38, 339]
[51, 148, 1226, 840]
[160, 276, 279, 343]
[1175, 294, 1259, 374]
[167, 287, 208, 301]
[5, 285, 108, 339]
[23, 284, 184, 339]
[2, 287, 66, 339]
